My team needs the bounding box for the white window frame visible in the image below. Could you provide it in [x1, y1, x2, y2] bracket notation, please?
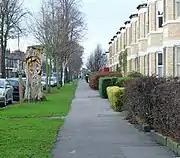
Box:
[176, 0, 180, 19]
[156, 51, 163, 77]
[156, 1, 163, 29]
[175, 46, 180, 76]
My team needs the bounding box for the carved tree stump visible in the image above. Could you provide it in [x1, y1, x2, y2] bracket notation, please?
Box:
[24, 45, 46, 102]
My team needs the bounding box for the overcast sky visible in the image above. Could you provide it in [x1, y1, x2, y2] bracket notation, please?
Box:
[7, 0, 143, 63]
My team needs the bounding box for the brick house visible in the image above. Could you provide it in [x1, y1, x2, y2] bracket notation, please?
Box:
[108, 0, 180, 77]
[5, 50, 26, 78]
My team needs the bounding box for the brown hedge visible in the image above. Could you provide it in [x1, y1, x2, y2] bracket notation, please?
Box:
[152, 79, 180, 141]
[89, 72, 122, 90]
[124, 76, 166, 124]
[124, 76, 180, 141]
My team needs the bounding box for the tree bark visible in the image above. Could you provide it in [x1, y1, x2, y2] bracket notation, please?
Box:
[24, 46, 46, 102]
[56, 58, 60, 89]
[45, 46, 50, 93]
[62, 62, 65, 86]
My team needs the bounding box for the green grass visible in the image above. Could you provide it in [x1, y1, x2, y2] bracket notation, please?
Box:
[0, 118, 63, 158]
[0, 83, 77, 118]
[0, 82, 77, 158]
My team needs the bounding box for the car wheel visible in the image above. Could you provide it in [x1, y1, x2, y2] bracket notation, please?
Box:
[3, 96, 7, 106]
[8, 98, 13, 104]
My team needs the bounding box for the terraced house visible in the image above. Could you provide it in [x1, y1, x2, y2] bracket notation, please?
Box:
[108, 0, 180, 77]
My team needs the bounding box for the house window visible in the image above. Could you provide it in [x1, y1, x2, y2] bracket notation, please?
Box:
[164, 0, 166, 22]
[158, 12, 163, 28]
[129, 59, 132, 71]
[144, 55, 146, 75]
[176, 47, 180, 76]
[135, 57, 140, 72]
[135, 21, 137, 43]
[144, 12, 146, 37]
[116, 39, 118, 52]
[157, 52, 163, 77]
[176, 0, 180, 18]
[147, 54, 150, 76]
[156, 1, 163, 28]
[147, 7, 150, 33]
[163, 48, 166, 76]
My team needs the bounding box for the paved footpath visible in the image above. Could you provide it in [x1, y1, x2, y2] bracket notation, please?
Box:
[52, 80, 176, 158]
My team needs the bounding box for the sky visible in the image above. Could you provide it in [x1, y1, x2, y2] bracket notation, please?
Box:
[7, 0, 143, 64]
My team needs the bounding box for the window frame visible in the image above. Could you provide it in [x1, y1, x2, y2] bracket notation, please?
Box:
[156, 1, 164, 29]
[176, 0, 180, 19]
[176, 46, 180, 76]
[156, 51, 164, 77]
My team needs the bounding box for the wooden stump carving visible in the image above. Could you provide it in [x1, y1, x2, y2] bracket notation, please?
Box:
[24, 45, 46, 101]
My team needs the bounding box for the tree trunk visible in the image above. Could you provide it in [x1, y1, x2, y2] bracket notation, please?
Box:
[60, 64, 63, 87]
[56, 58, 60, 89]
[1, 45, 6, 78]
[48, 57, 52, 92]
[19, 71, 23, 103]
[45, 46, 49, 93]
[24, 46, 46, 102]
[62, 62, 65, 86]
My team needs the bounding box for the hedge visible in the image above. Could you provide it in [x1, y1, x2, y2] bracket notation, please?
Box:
[116, 76, 132, 87]
[99, 77, 118, 98]
[124, 76, 180, 142]
[107, 86, 124, 112]
[152, 79, 180, 141]
[89, 72, 122, 90]
[127, 71, 143, 78]
[124, 76, 166, 125]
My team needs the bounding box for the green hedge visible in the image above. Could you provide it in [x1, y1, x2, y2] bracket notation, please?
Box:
[99, 77, 118, 98]
[107, 86, 124, 112]
[127, 71, 143, 78]
[116, 76, 132, 87]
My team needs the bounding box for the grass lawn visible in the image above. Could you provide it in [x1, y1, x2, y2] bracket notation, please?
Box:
[0, 118, 63, 158]
[0, 83, 77, 118]
[0, 82, 77, 158]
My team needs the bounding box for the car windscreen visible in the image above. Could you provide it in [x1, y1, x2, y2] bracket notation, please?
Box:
[8, 80, 25, 87]
[0, 80, 4, 88]
[8, 80, 19, 87]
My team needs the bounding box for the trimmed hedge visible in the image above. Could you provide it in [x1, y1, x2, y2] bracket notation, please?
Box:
[107, 86, 124, 112]
[127, 71, 143, 78]
[152, 79, 180, 141]
[99, 77, 118, 98]
[116, 76, 132, 87]
[89, 72, 122, 90]
[124, 76, 166, 125]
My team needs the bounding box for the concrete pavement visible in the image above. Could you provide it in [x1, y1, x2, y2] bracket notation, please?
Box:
[52, 80, 176, 158]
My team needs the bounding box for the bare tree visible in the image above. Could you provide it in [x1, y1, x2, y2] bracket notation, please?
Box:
[33, 0, 86, 91]
[86, 44, 107, 72]
[54, 0, 86, 85]
[0, 0, 29, 78]
[33, 0, 55, 92]
[68, 44, 83, 81]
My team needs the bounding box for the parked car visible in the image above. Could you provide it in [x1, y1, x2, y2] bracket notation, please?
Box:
[7, 78, 25, 101]
[0, 79, 13, 106]
[41, 77, 57, 88]
[41, 77, 46, 90]
[22, 77, 26, 85]
[50, 77, 57, 87]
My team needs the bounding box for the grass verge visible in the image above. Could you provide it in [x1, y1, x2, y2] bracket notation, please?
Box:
[0, 83, 77, 118]
[0, 82, 77, 157]
[0, 118, 63, 158]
